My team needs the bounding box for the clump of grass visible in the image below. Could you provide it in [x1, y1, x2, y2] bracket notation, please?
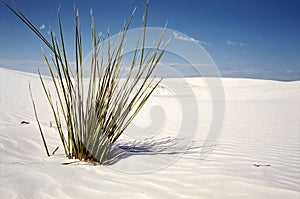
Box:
[3, 1, 167, 164]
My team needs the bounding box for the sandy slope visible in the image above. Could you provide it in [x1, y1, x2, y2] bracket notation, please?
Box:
[0, 68, 299, 198]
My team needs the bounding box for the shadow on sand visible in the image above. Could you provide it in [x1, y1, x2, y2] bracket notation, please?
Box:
[104, 137, 207, 165]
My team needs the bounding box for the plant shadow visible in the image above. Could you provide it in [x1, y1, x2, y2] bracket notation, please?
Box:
[105, 136, 203, 165]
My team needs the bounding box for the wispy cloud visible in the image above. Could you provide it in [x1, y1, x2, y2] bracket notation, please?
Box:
[220, 67, 300, 81]
[173, 32, 198, 43]
[158, 62, 214, 67]
[222, 53, 232, 59]
[226, 40, 235, 46]
[226, 40, 245, 47]
[221, 67, 258, 75]
[120, 62, 217, 77]
[199, 40, 212, 46]
[39, 24, 45, 30]
[0, 58, 75, 76]
[0, 58, 46, 74]
[173, 32, 211, 46]
[0, 58, 45, 67]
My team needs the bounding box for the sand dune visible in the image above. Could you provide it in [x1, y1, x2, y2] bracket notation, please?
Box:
[0, 68, 299, 198]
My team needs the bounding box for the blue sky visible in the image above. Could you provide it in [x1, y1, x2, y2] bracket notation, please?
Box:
[0, 0, 299, 80]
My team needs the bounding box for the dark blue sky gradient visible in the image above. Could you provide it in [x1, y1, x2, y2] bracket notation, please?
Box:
[0, 0, 299, 80]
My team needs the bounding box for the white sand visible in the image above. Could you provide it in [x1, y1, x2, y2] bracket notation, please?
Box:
[0, 67, 299, 198]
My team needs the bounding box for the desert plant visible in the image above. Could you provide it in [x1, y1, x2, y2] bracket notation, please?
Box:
[3, 1, 167, 164]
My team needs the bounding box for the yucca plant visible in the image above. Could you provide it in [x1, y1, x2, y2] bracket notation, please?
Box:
[3, 1, 168, 164]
